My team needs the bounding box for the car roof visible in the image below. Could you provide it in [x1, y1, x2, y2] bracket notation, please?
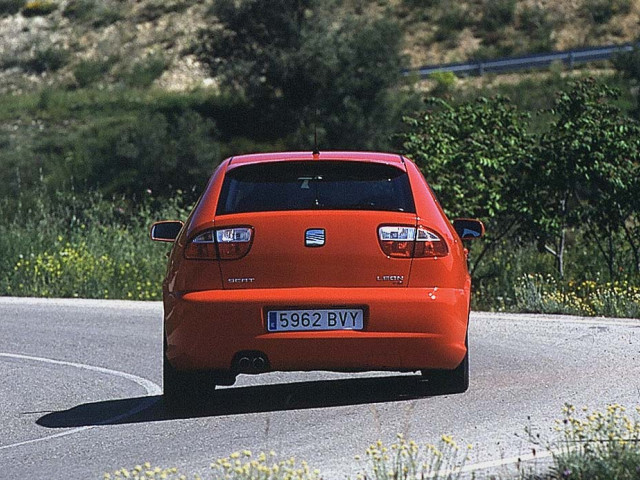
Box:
[227, 151, 407, 171]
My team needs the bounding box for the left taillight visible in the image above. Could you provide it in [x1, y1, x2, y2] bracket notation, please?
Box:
[378, 225, 448, 258]
[185, 227, 253, 260]
[216, 227, 253, 260]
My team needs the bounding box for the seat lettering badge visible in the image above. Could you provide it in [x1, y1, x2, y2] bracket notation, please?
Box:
[305, 229, 325, 247]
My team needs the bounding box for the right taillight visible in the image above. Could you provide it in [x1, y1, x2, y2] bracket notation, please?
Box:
[185, 227, 253, 260]
[413, 226, 448, 257]
[378, 225, 448, 258]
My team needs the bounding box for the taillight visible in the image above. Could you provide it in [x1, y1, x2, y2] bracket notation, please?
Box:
[216, 227, 253, 260]
[378, 226, 415, 258]
[185, 230, 217, 260]
[378, 226, 448, 258]
[413, 227, 448, 257]
[185, 227, 253, 260]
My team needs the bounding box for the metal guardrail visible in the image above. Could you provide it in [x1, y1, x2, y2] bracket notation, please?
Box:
[406, 43, 638, 78]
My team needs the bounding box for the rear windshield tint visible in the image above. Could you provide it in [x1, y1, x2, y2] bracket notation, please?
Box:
[217, 161, 415, 215]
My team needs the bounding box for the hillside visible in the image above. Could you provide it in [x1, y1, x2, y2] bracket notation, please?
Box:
[0, 0, 639, 94]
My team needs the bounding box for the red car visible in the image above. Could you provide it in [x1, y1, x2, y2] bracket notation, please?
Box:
[151, 151, 483, 407]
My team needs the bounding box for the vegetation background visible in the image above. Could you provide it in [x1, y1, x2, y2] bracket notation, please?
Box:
[0, 0, 639, 317]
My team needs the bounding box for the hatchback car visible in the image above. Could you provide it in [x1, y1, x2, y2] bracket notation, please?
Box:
[151, 151, 483, 407]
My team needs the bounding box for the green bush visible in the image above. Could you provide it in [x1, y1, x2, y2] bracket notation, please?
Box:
[62, 0, 95, 20]
[21, 0, 56, 16]
[516, 6, 555, 53]
[428, 71, 457, 95]
[26, 46, 69, 73]
[0, 87, 223, 200]
[0, 0, 24, 15]
[479, 0, 516, 33]
[582, 0, 631, 24]
[63, 0, 126, 26]
[137, 0, 190, 22]
[434, 5, 469, 42]
[119, 53, 167, 88]
[73, 58, 114, 87]
[67, 1, 124, 28]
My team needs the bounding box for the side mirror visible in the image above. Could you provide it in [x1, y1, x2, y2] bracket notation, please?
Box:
[150, 221, 184, 242]
[452, 218, 485, 240]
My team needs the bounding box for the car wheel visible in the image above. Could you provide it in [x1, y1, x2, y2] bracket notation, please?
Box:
[421, 335, 469, 394]
[163, 338, 216, 411]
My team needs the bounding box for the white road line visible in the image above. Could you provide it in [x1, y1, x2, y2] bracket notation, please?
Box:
[455, 449, 552, 476]
[0, 352, 162, 451]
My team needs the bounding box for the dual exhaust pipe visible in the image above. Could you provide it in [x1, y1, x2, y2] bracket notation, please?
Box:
[233, 351, 269, 374]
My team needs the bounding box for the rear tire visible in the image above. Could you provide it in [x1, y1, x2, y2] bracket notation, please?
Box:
[163, 338, 216, 411]
[421, 352, 469, 394]
[421, 335, 469, 394]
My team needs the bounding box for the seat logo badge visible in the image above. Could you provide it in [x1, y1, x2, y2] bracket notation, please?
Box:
[305, 229, 325, 247]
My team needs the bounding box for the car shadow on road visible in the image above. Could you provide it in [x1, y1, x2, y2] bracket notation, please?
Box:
[37, 374, 456, 428]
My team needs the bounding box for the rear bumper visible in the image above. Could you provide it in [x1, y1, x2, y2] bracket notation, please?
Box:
[164, 287, 470, 372]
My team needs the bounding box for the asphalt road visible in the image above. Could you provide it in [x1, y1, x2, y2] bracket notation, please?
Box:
[1, 297, 639, 479]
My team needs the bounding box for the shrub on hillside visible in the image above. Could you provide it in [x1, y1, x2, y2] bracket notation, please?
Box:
[26, 46, 69, 73]
[73, 58, 115, 87]
[64, 0, 123, 27]
[516, 5, 555, 53]
[21, 0, 56, 16]
[119, 53, 167, 88]
[582, 0, 631, 24]
[434, 4, 469, 43]
[0, 0, 24, 15]
[479, 0, 516, 33]
[62, 0, 95, 20]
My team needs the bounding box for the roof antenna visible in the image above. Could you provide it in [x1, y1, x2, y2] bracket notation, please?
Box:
[312, 109, 320, 156]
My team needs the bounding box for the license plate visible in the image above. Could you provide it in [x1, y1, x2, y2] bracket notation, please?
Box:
[267, 309, 364, 332]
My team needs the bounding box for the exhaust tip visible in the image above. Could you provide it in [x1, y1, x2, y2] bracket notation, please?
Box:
[252, 356, 266, 371]
[233, 351, 270, 373]
[237, 356, 251, 371]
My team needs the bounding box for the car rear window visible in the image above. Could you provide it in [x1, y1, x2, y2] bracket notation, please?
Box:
[216, 161, 415, 215]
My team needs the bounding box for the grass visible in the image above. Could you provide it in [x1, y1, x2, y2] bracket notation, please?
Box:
[513, 274, 640, 318]
[531, 404, 640, 479]
[469, 230, 640, 318]
[0, 189, 188, 300]
[103, 404, 640, 479]
[104, 435, 470, 480]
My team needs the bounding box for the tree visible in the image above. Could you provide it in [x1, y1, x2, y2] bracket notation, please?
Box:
[196, 0, 412, 149]
[398, 95, 533, 274]
[612, 43, 640, 119]
[528, 78, 640, 278]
